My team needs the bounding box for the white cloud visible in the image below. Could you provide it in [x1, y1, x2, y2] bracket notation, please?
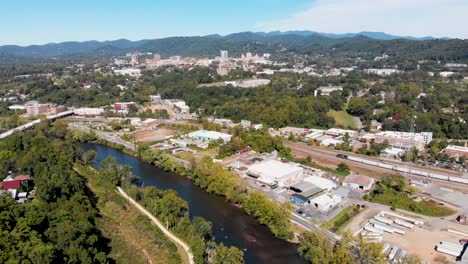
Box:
[256, 0, 468, 38]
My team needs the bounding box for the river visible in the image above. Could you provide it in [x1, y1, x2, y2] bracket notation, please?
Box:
[80, 143, 306, 264]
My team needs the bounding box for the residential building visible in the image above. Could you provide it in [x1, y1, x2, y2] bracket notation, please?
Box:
[25, 101, 50, 115]
[444, 145, 468, 159]
[342, 174, 375, 191]
[247, 160, 304, 187]
[188, 130, 232, 143]
[314, 85, 343, 96]
[374, 131, 433, 151]
[2, 175, 31, 190]
[114, 102, 136, 111]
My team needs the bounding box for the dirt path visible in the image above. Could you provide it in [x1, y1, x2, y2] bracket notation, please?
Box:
[117, 187, 195, 264]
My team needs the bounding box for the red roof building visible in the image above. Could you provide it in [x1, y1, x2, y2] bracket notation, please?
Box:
[1, 175, 31, 190]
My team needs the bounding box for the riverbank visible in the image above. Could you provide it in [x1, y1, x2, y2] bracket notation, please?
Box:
[74, 164, 186, 264]
[79, 142, 306, 264]
[87, 135, 297, 241]
[117, 186, 195, 264]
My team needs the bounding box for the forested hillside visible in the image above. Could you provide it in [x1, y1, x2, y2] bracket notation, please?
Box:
[1, 32, 467, 63]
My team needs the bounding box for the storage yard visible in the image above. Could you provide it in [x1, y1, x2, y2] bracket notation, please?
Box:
[353, 210, 468, 263]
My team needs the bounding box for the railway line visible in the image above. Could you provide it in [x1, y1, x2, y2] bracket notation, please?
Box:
[285, 141, 468, 192]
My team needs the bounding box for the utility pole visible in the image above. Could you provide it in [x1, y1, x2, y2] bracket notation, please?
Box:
[408, 115, 417, 179]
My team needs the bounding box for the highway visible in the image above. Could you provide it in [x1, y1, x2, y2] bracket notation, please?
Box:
[71, 123, 136, 150]
[0, 110, 74, 139]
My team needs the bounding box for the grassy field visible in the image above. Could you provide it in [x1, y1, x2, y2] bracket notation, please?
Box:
[74, 165, 185, 264]
[321, 205, 362, 234]
[326, 109, 357, 129]
[367, 190, 456, 217]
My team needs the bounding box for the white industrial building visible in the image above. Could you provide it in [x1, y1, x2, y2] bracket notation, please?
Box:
[326, 128, 359, 138]
[314, 85, 343, 96]
[187, 130, 232, 143]
[342, 174, 375, 191]
[113, 68, 142, 77]
[309, 193, 342, 211]
[303, 176, 337, 191]
[364, 69, 402, 76]
[223, 79, 271, 88]
[247, 160, 304, 187]
[74, 108, 104, 116]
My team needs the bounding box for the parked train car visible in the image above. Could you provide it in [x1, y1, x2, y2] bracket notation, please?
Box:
[342, 155, 468, 185]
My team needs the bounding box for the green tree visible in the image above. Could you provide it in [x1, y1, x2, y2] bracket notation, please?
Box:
[82, 150, 97, 165]
[337, 163, 350, 173]
[212, 243, 244, 264]
[356, 238, 386, 264]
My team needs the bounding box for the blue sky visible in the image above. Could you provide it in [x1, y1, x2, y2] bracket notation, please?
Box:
[1, 0, 467, 46]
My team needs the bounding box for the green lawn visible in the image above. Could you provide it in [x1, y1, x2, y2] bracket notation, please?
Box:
[367, 189, 456, 217]
[321, 205, 361, 234]
[327, 109, 357, 129]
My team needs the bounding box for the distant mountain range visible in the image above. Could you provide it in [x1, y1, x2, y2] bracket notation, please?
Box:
[0, 31, 464, 62]
[249, 30, 444, 41]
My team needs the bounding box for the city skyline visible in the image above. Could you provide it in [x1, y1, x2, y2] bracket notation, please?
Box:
[1, 0, 467, 46]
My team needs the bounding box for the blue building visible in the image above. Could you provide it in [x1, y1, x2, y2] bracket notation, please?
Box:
[289, 184, 324, 206]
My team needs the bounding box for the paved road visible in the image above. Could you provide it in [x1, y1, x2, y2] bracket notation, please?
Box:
[71, 123, 136, 150]
[117, 187, 194, 264]
[0, 110, 74, 139]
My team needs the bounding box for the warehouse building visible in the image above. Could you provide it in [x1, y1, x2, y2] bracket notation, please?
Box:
[444, 145, 468, 159]
[290, 185, 324, 206]
[310, 193, 342, 211]
[247, 160, 304, 187]
[187, 130, 232, 143]
[342, 174, 375, 191]
[303, 175, 337, 191]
